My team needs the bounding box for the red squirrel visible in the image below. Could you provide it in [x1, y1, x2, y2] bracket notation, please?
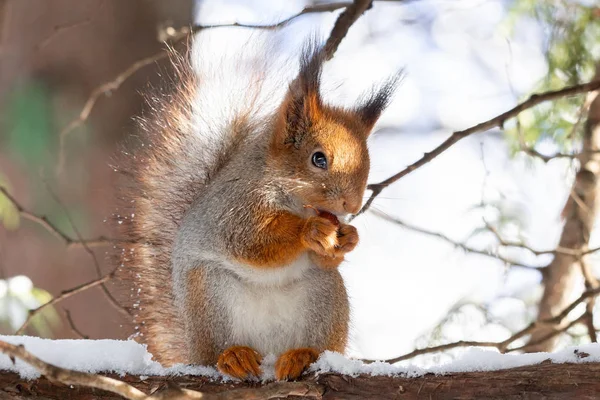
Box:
[116, 35, 398, 381]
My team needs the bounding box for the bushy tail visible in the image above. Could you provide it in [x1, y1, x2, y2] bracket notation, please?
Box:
[115, 47, 199, 365]
[114, 32, 294, 365]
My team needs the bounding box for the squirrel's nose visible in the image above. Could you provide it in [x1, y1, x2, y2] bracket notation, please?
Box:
[343, 198, 361, 215]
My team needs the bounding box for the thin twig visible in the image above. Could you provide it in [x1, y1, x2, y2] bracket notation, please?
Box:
[56, 51, 170, 174]
[323, 0, 373, 60]
[15, 269, 116, 335]
[55, 0, 389, 175]
[35, 17, 93, 51]
[507, 315, 586, 353]
[368, 286, 600, 364]
[579, 259, 599, 343]
[483, 221, 557, 256]
[43, 184, 130, 318]
[179, 2, 356, 39]
[370, 209, 542, 271]
[357, 79, 600, 217]
[483, 219, 598, 258]
[521, 147, 578, 163]
[63, 309, 89, 339]
[0, 186, 110, 248]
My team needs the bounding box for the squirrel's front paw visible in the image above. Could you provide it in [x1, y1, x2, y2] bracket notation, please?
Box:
[301, 216, 341, 257]
[337, 223, 359, 253]
[217, 346, 262, 380]
[275, 348, 319, 381]
[309, 224, 359, 269]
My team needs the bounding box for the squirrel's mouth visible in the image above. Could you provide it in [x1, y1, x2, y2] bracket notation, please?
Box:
[303, 204, 349, 224]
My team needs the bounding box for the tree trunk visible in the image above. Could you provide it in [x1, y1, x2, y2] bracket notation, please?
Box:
[2, 361, 600, 399]
[528, 71, 600, 352]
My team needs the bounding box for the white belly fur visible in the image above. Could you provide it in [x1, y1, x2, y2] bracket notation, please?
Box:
[225, 254, 312, 356]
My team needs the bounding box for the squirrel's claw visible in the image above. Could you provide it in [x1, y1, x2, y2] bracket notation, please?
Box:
[217, 346, 263, 380]
[274, 348, 319, 381]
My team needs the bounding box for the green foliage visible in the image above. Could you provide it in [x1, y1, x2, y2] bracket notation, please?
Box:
[506, 0, 599, 150]
[0, 177, 20, 231]
[4, 81, 55, 170]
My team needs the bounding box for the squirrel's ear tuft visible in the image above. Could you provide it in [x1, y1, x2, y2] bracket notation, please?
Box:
[281, 41, 325, 147]
[356, 72, 403, 130]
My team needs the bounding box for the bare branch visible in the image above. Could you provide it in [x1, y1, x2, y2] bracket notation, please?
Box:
[55, 0, 386, 175]
[521, 147, 579, 163]
[370, 209, 542, 272]
[368, 286, 600, 364]
[483, 221, 562, 257]
[0, 186, 110, 248]
[35, 17, 93, 51]
[323, 0, 373, 60]
[176, 2, 356, 38]
[63, 309, 89, 339]
[56, 51, 170, 175]
[15, 269, 116, 335]
[357, 79, 600, 217]
[43, 184, 130, 318]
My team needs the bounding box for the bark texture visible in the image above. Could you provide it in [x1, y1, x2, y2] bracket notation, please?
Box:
[528, 74, 600, 352]
[2, 361, 600, 399]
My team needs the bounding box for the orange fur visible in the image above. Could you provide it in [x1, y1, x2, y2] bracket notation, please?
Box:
[234, 212, 352, 268]
[309, 222, 359, 269]
[217, 346, 263, 380]
[275, 348, 320, 381]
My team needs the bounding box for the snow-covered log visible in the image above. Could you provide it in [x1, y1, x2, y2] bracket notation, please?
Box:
[2, 336, 600, 399]
[2, 362, 600, 399]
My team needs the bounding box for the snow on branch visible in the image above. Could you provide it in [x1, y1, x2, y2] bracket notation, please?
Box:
[365, 285, 600, 364]
[0, 339, 323, 399]
[2, 337, 600, 399]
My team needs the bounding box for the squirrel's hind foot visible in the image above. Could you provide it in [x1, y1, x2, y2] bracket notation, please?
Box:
[217, 346, 263, 380]
[274, 348, 319, 381]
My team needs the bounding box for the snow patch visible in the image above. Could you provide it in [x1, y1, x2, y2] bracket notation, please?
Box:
[0, 336, 218, 380]
[313, 344, 600, 377]
[1, 335, 599, 380]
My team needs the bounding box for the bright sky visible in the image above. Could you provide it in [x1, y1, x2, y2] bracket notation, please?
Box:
[192, 0, 591, 363]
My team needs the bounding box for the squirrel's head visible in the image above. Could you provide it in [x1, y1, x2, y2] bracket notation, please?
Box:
[269, 43, 400, 217]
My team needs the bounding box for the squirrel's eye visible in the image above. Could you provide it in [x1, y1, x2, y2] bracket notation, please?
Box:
[311, 151, 328, 170]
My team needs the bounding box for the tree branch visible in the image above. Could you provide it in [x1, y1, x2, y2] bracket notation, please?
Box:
[0, 186, 110, 248]
[179, 2, 356, 38]
[55, 0, 386, 175]
[323, 0, 373, 60]
[3, 345, 600, 399]
[370, 209, 542, 271]
[63, 309, 89, 339]
[55, 51, 170, 175]
[15, 269, 117, 335]
[0, 340, 325, 400]
[0, 340, 149, 400]
[43, 184, 130, 318]
[357, 79, 600, 217]
[368, 286, 600, 364]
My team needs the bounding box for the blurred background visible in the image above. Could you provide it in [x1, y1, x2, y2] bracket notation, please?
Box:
[1, 0, 599, 367]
